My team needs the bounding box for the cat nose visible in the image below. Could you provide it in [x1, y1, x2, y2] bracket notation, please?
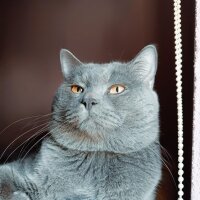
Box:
[81, 98, 98, 110]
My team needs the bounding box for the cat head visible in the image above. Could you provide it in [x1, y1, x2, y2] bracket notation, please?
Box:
[51, 45, 159, 153]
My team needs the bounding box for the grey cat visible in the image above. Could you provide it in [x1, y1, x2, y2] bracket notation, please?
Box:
[0, 45, 162, 200]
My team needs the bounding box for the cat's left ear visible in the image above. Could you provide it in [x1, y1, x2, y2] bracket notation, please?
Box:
[128, 45, 158, 88]
[60, 49, 82, 77]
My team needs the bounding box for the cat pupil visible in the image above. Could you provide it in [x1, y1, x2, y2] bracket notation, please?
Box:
[116, 87, 119, 93]
[77, 86, 82, 92]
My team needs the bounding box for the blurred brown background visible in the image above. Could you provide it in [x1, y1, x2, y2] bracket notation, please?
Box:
[0, 0, 194, 199]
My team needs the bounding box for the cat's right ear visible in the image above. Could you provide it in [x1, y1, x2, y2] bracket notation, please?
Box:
[60, 49, 82, 77]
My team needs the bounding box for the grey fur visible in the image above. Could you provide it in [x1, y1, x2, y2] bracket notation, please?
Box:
[0, 45, 162, 200]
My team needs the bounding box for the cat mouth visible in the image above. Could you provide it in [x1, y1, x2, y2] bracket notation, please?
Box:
[82, 113, 95, 123]
[75, 109, 95, 124]
[67, 106, 121, 130]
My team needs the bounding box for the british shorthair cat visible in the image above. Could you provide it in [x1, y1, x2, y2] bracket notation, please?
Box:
[0, 45, 161, 200]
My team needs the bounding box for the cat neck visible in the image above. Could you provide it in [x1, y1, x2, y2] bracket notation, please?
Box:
[38, 136, 159, 162]
[42, 136, 122, 158]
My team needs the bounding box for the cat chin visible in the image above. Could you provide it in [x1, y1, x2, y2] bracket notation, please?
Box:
[50, 121, 158, 153]
[79, 116, 120, 134]
[79, 118, 97, 132]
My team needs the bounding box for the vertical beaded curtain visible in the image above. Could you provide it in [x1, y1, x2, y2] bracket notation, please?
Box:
[191, 0, 200, 199]
[173, 0, 184, 199]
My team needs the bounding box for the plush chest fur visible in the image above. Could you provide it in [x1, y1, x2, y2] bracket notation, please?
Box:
[29, 138, 161, 200]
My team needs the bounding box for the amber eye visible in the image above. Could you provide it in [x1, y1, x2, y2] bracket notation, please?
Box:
[71, 85, 84, 94]
[109, 84, 125, 94]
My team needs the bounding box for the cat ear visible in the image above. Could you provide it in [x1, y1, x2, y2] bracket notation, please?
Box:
[128, 45, 158, 88]
[60, 49, 82, 77]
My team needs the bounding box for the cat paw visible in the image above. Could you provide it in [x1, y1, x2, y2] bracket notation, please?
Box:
[0, 182, 13, 200]
[0, 184, 29, 200]
[11, 191, 30, 200]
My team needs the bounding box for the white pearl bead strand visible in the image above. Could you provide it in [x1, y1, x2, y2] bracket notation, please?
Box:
[173, 0, 184, 199]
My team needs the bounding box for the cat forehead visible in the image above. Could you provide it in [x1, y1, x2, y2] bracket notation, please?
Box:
[72, 62, 124, 83]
